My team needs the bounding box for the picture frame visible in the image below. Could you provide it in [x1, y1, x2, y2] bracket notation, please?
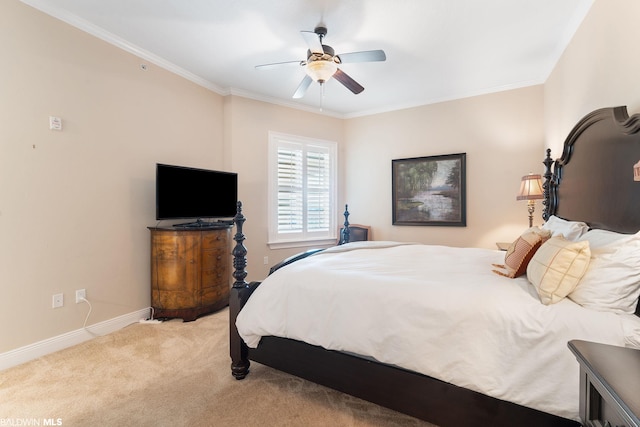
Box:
[392, 153, 466, 226]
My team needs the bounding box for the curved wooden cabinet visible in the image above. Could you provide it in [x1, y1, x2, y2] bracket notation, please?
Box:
[149, 226, 232, 321]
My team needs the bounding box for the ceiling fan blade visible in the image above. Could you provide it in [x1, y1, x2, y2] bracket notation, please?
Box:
[293, 75, 313, 98]
[255, 60, 304, 70]
[333, 68, 364, 94]
[300, 30, 323, 54]
[337, 49, 386, 63]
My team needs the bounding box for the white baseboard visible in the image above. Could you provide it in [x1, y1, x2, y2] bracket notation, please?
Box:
[0, 308, 151, 371]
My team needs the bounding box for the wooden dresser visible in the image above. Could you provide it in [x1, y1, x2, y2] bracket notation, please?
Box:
[149, 225, 232, 321]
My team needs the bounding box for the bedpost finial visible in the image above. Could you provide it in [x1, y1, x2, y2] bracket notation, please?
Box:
[342, 204, 351, 244]
[542, 150, 555, 222]
[232, 200, 248, 289]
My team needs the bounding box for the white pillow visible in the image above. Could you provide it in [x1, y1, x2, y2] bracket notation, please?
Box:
[527, 236, 591, 305]
[622, 316, 640, 349]
[541, 215, 589, 241]
[579, 229, 631, 249]
[569, 231, 640, 314]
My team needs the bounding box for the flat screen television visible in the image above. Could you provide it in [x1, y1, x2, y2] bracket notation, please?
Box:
[156, 163, 237, 225]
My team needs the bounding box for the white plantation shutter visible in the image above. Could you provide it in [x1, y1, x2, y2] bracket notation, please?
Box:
[306, 145, 331, 232]
[269, 132, 337, 247]
[277, 144, 304, 233]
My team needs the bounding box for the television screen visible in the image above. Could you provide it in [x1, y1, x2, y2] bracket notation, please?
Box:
[156, 163, 237, 221]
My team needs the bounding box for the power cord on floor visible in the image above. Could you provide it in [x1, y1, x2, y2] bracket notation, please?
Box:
[78, 297, 92, 329]
[139, 306, 162, 324]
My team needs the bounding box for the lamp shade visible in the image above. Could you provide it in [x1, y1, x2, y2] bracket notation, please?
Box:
[516, 174, 544, 200]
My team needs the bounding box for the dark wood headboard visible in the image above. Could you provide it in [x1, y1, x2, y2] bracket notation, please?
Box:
[541, 106, 640, 316]
[542, 106, 640, 234]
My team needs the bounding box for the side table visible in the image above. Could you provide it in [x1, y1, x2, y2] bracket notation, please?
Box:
[568, 340, 640, 427]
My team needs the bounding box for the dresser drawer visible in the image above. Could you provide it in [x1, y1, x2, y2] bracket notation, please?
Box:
[202, 230, 229, 249]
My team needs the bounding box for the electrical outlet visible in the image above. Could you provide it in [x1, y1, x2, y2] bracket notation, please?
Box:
[75, 289, 86, 303]
[263, 256, 269, 265]
[52, 293, 64, 308]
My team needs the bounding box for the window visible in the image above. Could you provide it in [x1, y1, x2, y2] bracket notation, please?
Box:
[268, 132, 337, 248]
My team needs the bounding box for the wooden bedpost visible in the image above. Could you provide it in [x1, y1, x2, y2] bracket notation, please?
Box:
[542, 148, 555, 222]
[230, 201, 250, 379]
[342, 204, 350, 244]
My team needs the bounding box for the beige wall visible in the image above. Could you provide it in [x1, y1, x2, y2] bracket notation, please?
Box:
[344, 86, 545, 249]
[0, 1, 225, 352]
[226, 88, 545, 279]
[3, 0, 639, 356]
[224, 96, 345, 281]
[544, 0, 640, 155]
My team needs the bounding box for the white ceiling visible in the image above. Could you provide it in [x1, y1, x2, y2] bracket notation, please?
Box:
[22, 0, 593, 118]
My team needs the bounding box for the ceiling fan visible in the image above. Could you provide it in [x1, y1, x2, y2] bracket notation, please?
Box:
[255, 26, 386, 99]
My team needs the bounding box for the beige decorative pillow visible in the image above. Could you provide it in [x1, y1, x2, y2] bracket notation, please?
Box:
[492, 227, 551, 278]
[526, 236, 591, 305]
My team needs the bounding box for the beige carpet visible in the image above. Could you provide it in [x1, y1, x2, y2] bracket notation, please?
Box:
[0, 308, 436, 426]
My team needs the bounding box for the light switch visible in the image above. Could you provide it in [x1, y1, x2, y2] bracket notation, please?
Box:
[49, 116, 62, 131]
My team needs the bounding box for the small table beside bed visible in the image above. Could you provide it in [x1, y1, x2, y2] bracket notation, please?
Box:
[228, 106, 640, 427]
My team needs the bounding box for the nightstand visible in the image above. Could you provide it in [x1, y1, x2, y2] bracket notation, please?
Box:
[495, 242, 511, 251]
[568, 340, 640, 427]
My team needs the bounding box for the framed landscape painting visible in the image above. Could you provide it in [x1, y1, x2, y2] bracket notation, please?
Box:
[392, 153, 466, 226]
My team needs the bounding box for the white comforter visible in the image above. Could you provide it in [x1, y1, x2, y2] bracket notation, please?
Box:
[236, 241, 640, 420]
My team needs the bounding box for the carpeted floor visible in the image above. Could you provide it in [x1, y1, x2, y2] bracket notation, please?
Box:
[0, 308, 436, 426]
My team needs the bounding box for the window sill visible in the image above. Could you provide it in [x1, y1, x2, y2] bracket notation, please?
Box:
[268, 238, 337, 250]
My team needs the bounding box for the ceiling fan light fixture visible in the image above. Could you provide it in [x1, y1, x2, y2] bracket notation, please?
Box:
[305, 60, 338, 83]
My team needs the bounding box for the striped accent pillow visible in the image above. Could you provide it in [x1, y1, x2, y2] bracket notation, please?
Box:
[492, 227, 551, 278]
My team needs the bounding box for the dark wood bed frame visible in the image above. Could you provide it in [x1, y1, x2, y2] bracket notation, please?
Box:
[229, 106, 640, 427]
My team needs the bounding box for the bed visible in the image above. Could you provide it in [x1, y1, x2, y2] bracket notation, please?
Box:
[229, 106, 640, 427]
